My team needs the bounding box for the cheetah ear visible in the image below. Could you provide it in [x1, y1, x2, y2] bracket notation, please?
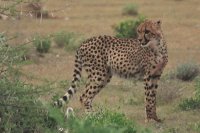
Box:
[156, 20, 162, 25]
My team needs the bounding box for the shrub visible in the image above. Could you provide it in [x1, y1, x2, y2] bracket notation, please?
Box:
[66, 109, 151, 133]
[54, 31, 75, 47]
[0, 77, 62, 133]
[0, 33, 28, 78]
[114, 15, 146, 38]
[176, 62, 199, 81]
[54, 31, 85, 51]
[179, 78, 200, 110]
[122, 3, 138, 16]
[33, 36, 51, 53]
[65, 35, 85, 51]
[0, 34, 60, 132]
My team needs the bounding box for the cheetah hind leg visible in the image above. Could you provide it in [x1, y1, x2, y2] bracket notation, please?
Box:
[80, 68, 112, 113]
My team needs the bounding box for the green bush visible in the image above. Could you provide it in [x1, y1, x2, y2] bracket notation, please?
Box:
[176, 62, 199, 81]
[179, 78, 200, 110]
[0, 33, 58, 133]
[54, 31, 85, 51]
[114, 16, 146, 38]
[65, 35, 85, 51]
[54, 31, 75, 47]
[65, 109, 151, 133]
[33, 36, 51, 53]
[122, 3, 138, 16]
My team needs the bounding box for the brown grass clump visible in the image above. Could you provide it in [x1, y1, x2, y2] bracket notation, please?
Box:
[157, 80, 182, 105]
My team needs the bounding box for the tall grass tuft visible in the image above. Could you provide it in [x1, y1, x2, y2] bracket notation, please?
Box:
[54, 31, 85, 51]
[54, 31, 75, 47]
[33, 36, 51, 53]
[122, 3, 138, 16]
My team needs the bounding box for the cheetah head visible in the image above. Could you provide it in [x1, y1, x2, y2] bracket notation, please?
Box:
[137, 19, 163, 48]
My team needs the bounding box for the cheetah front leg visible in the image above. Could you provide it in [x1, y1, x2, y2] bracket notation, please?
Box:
[144, 75, 161, 123]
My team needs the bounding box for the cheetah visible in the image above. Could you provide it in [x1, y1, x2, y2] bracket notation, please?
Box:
[54, 19, 168, 122]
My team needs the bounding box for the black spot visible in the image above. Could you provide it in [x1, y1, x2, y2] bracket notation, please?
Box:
[149, 84, 154, 89]
[72, 84, 76, 88]
[155, 84, 158, 89]
[63, 96, 68, 101]
[75, 64, 79, 68]
[74, 69, 80, 75]
[74, 77, 79, 81]
[97, 78, 101, 81]
[68, 89, 73, 95]
[80, 97, 83, 102]
[150, 93, 155, 97]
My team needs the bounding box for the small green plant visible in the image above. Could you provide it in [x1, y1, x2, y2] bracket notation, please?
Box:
[122, 3, 138, 16]
[54, 31, 85, 51]
[54, 31, 75, 47]
[65, 35, 85, 51]
[114, 15, 146, 38]
[179, 78, 200, 110]
[193, 122, 200, 132]
[176, 62, 199, 81]
[33, 36, 51, 53]
[66, 108, 151, 133]
[179, 98, 200, 111]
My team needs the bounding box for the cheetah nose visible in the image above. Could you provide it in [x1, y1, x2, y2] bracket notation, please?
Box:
[138, 39, 142, 42]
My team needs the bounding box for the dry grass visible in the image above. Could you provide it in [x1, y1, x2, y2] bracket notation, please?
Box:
[1, 0, 200, 132]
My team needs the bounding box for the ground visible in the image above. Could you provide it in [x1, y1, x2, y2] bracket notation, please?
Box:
[1, 0, 200, 132]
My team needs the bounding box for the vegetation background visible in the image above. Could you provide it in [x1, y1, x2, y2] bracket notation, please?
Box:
[0, 0, 200, 132]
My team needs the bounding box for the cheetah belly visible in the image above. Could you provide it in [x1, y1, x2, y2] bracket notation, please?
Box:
[107, 48, 145, 78]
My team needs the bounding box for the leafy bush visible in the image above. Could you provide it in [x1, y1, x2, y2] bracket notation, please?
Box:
[66, 109, 151, 133]
[176, 62, 199, 81]
[54, 31, 85, 51]
[65, 35, 85, 51]
[54, 31, 75, 47]
[0, 78, 58, 133]
[122, 3, 138, 16]
[114, 16, 146, 38]
[0, 33, 58, 133]
[33, 36, 51, 53]
[179, 78, 200, 110]
[0, 33, 28, 78]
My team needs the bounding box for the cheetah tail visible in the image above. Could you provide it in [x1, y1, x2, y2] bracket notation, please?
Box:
[54, 50, 82, 107]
